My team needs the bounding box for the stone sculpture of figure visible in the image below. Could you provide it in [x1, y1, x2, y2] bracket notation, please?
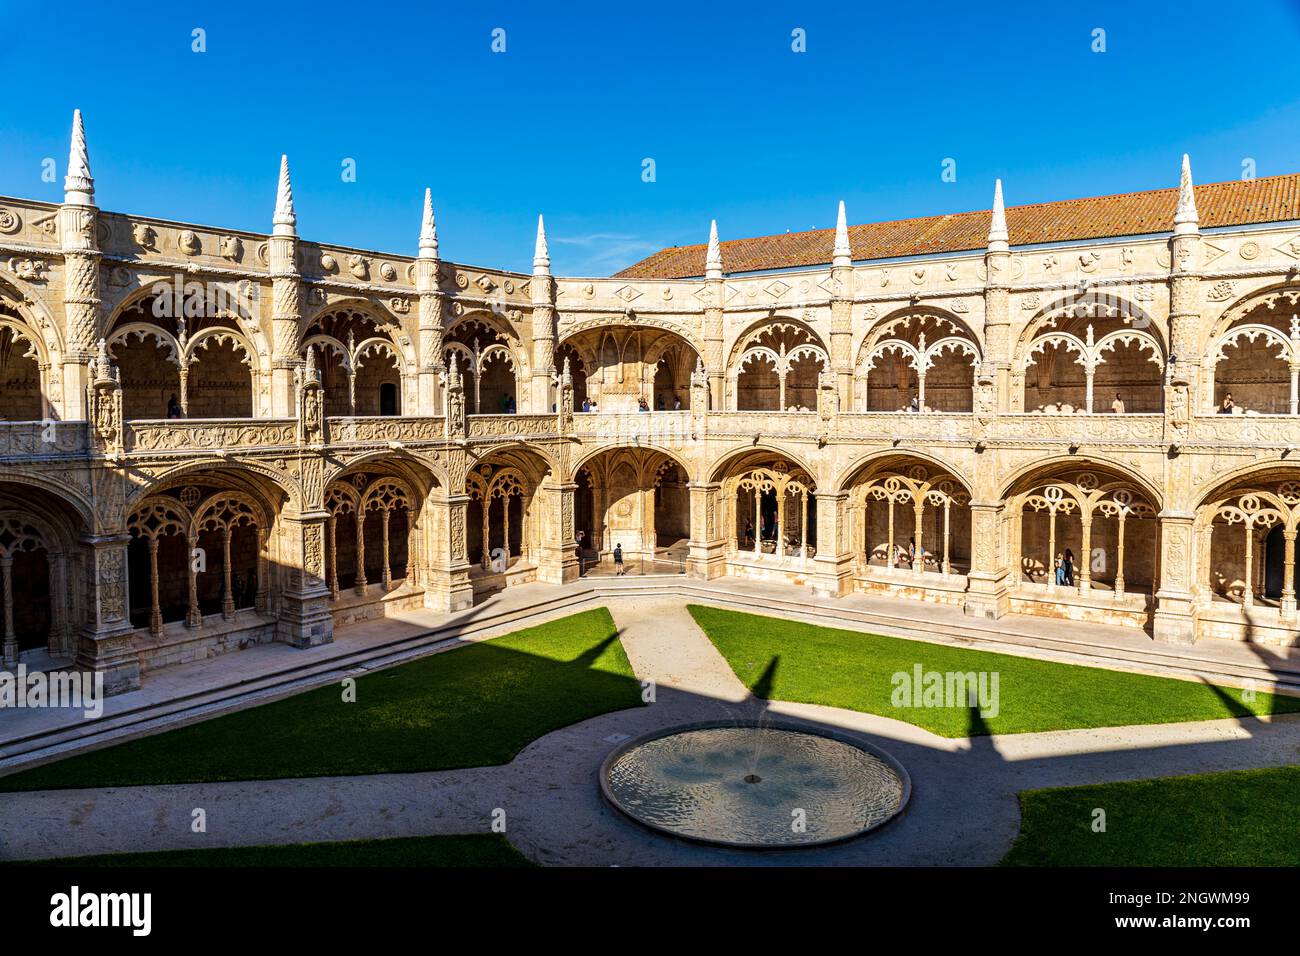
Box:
[446, 354, 466, 438]
[558, 357, 575, 431]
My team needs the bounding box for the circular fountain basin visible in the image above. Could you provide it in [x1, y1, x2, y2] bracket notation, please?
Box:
[600, 721, 909, 849]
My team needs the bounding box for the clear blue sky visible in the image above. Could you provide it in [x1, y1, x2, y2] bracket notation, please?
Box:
[2, 1, 1298, 276]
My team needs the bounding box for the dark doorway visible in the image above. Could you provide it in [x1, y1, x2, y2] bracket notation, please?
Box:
[380, 382, 399, 416]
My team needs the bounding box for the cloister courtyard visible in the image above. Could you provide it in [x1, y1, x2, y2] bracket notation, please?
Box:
[2, 579, 1299, 867]
[2, 108, 1300, 870]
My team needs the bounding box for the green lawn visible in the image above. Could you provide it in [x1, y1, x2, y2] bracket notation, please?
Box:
[11, 834, 532, 868]
[687, 604, 1300, 736]
[0, 607, 642, 792]
[1003, 765, 1300, 866]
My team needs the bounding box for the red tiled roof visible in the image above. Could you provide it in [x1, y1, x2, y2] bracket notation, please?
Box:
[614, 173, 1300, 279]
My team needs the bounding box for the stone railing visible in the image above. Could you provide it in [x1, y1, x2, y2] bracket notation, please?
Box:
[1190, 414, 1300, 448]
[126, 419, 297, 453]
[328, 416, 445, 444]
[35, 408, 1300, 459]
[468, 414, 559, 440]
[705, 411, 821, 439]
[837, 412, 973, 441]
[0, 420, 89, 457]
[989, 413, 1165, 443]
[570, 410, 694, 445]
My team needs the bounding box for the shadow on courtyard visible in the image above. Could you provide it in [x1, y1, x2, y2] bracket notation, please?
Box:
[1, 604, 1298, 866]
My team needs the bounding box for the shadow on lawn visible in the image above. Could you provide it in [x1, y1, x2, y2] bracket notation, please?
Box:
[5, 602, 1300, 867]
[0, 613, 646, 794]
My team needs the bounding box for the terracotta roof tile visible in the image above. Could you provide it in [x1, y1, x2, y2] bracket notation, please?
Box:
[614, 172, 1300, 279]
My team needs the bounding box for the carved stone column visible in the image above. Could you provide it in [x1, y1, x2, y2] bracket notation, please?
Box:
[269, 157, 301, 419]
[685, 481, 725, 579]
[535, 480, 579, 585]
[830, 287, 853, 409]
[810, 492, 853, 598]
[963, 500, 1011, 619]
[416, 226, 445, 415]
[1153, 510, 1197, 644]
[1282, 529, 1297, 618]
[74, 534, 139, 694]
[983, 182, 1012, 412]
[275, 511, 332, 648]
[530, 294, 556, 415]
[423, 491, 474, 612]
[1168, 156, 1203, 420]
[1, 555, 15, 666]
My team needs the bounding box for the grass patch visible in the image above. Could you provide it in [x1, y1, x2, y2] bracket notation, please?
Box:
[687, 604, 1300, 736]
[11, 833, 532, 868]
[1002, 766, 1300, 866]
[0, 607, 641, 792]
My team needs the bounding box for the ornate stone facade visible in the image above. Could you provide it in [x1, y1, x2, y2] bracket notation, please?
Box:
[6, 112, 1300, 693]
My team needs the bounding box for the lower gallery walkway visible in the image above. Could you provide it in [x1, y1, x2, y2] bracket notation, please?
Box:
[2, 596, 1300, 865]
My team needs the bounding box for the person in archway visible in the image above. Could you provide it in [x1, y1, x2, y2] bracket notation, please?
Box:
[166, 394, 182, 419]
[909, 395, 920, 413]
[1063, 548, 1075, 587]
[1053, 552, 1065, 586]
[1219, 393, 1235, 414]
[1111, 392, 1125, 414]
[613, 543, 625, 576]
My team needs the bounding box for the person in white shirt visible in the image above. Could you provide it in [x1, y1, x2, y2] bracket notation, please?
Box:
[1111, 393, 1125, 414]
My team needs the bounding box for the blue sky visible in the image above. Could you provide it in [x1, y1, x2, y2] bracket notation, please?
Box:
[1, 1, 1298, 276]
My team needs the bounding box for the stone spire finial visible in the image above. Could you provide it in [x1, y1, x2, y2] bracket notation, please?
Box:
[988, 179, 1008, 248]
[561, 355, 572, 385]
[304, 344, 319, 380]
[1174, 154, 1199, 235]
[273, 155, 296, 237]
[833, 200, 852, 267]
[533, 214, 550, 275]
[447, 351, 461, 388]
[64, 109, 95, 206]
[705, 220, 723, 280]
[419, 188, 439, 259]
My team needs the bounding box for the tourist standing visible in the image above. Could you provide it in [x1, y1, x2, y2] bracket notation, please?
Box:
[1054, 552, 1065, 586]
[1063, 548, 1075, 586]
[1111, 393, 1125, 414]
[1219, 393, 1235, 414]
[613, 543, 625, 576]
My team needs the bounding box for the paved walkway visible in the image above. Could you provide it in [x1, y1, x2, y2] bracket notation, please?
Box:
[2, 596, 1299, 866]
